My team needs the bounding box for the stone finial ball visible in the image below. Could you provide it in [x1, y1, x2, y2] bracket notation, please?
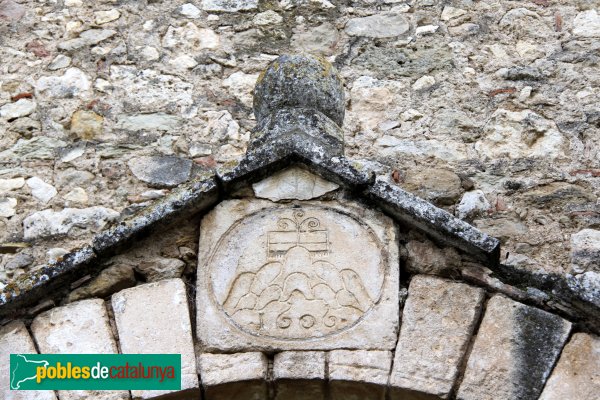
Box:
[253, 54, 345, 127]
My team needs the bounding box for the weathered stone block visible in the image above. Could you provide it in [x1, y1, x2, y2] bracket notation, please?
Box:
[401, 168, 461, 206]
[390, 275, 485, 399]
[273, 351, 326, 380]
[329, 350, 392, 384]
[404, 240, 461, 275]
[201, 0, 258, 12]
[198, 352, 267, 386]
[197, 199, 399, 352]
[199, 352, 267, 400]
[329, 350, 392, 400]
[274, 351, 326, 400]
[252, 54, 345, 127]
[457, 294, 571, 400]
[345, 13, 410, 39]
[31, 299, 128, 400]
[127, 156, 192, 188]
[252, 167, 339, 201]
[67, 264, 136, 302]
[112, 279, 199, 399]
[538, 332, 600, 400]
[0, 321, 57, 400]
[570, 228, 600, 273]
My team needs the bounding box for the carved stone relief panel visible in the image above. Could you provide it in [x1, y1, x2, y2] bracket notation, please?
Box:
[197, 199, 399, 351]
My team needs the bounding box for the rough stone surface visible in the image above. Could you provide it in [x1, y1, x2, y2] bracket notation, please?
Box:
[457, 294, 572, 400]
[70, 110, 103, 140]
[0, 0, 25, 23]
[390, 275, 485, 399]
[275, 351, 326, 400]
[570, 229, 600, 274]
[23, 207, 120, 240]
[457, 190, 491, 220]
[573, 10, 600, 37]
[473, 217, 528, 243]
[416, 25, 439, 36]
[476, 109, 565, 159]
[441, 6, 467, 21]
[291, 22, 339, 56]
[197, 199, 399, 352]
[35, 68, 91, 98]
[198, 352, 267, 386]
[253, 54, 345, 127]
[67, 264, 135, 302]
[104, 66, 193, 113]
[248, 107, 344, 156]
[402, 168, 462, 206]
[0, 246, 97, 316]
[201, 0, 258, 12]
[162, 23, 219, 51]
[31, 299, 117, 353]
[222, 71, 259, 107]
[0, 177, 25, 192]
[179, 3, 200, 19]
[198, 352, 269, 400]
[64, 187, 88, 205]
[253, 10, 283, 26]
[0, 99, 36, 119]
[329, 350, 392, 385]
[567, 271, 600, 309]
[31, 299, 128, 400]
[91, 177, 218, 255]
[26, 177, 57, 204]
[128, 155, 192, 188]
[0, 321, 57, 400]
[218, 133, 370, 194]
[329, 349, 392, 400]
[273, 351, 326, 380]
[405, 240, 461, 275]
[58, 29, 116, 51]
[412, 75, 436, 91]
[136, 257, 185, 281]
[345, 13, 410, 38]
[0, 177, 218, 315]
[48, 54, 71, 70]
[539, 332, 600, 400]
[112, 278, 199, 399]
[116, 113, 181, 132]
[0, 197, 17, 217]
[252, 167, 339, 201]
[5, 253, 34, 270]
[94, 9, 120, 24]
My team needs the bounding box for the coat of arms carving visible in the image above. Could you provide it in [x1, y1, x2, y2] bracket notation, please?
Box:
[197, 200, 399, 351]
[222, 210, 375, 338]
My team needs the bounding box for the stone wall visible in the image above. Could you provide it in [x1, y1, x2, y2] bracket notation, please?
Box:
[0, 1, 599, 299]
